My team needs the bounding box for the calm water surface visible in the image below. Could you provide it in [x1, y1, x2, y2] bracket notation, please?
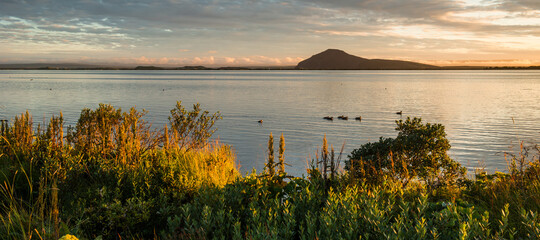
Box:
[1, 70, 539, 176]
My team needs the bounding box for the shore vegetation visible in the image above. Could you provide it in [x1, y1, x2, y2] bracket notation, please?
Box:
[0, 103, 538, 239]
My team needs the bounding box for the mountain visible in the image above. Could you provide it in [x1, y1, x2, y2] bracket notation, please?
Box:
[296, 49, 438, 70]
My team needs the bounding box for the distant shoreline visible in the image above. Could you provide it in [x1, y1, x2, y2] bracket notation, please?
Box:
[3, 49, 540, 71]
[1, 66, 540, 70]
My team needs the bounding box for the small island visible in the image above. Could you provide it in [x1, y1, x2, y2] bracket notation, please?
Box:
[296, 49, 438, 70]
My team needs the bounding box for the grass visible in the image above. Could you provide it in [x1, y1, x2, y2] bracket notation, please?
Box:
[0, 103, 539, 239]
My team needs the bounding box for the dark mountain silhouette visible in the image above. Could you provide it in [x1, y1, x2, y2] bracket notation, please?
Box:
[296, 49, 438, 70]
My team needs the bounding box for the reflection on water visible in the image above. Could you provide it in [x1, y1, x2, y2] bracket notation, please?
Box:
[1, 70, 539, 176]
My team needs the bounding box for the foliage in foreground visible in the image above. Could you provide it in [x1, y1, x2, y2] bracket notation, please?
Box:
[0, 105, 539, 239]
[0, 102, 236, 239]
[168, 175, 540, 240]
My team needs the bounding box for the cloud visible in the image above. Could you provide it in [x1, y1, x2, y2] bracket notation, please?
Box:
[301, 0, 460, 19]
[1, 0, 540, 65]
[425, 59, 540, 66]
[106, 55, 303, 67]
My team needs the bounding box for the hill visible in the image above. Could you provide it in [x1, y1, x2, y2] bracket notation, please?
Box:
[296, 49, 438, 70]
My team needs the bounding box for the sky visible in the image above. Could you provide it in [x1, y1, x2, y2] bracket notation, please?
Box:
[1, 0, 540, 67]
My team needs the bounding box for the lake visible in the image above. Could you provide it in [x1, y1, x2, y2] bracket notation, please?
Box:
[1, 70, 539, 176]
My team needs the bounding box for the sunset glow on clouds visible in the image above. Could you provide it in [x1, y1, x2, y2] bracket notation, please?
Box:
[1, 0, 540, 66]
[109, 55, 304, 66]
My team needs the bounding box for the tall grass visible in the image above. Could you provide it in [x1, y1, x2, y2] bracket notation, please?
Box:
[463, 142, 540, 238]
[161, 143, 238, 191]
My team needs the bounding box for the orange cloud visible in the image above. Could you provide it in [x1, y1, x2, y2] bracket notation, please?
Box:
[109, 55, 304, 67]
[423, 59, 540, 66]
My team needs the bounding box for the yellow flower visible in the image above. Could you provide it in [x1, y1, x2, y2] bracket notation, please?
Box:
[59, 234, 79, 240]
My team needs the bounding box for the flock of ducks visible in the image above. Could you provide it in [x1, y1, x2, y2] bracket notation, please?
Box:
[323, 111, 402, 122]
[323, 115, 360, 121]
[258, 111, 403, 124]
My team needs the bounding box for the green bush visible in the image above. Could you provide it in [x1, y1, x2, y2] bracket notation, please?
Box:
[346, 117, 466, 193]
[167, 101, 222, 150]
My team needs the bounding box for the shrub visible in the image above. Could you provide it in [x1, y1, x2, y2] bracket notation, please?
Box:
[66, 104, 158, 164]
[167, 101, 222, 150]
[346, 117, 466, 191]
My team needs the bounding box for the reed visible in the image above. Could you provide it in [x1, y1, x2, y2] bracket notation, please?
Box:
[266, 132, 275, 176]
[162, 142, 239, 190]
[0, 150, 58, 240]
[306, 135, 345, 193]
[463, 142, 540, 237]
[278, 133, 285, 174]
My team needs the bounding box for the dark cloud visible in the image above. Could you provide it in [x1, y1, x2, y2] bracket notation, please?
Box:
[1, 0, 537, 35]
[498, 0, 540, 11]
[299, 0, 460, 19]
[1, 0, 312, 28]
[38, 25, 83, 33]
